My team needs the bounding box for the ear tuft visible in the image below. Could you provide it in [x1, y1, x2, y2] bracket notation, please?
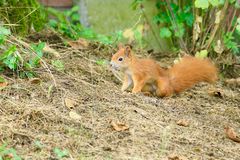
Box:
[125, 44, 133, 49]
[125, 45, 132, 57]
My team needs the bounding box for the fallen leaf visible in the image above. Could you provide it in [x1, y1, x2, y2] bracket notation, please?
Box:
[64, 98, 77, 109]
[43, 44, 60, 57]
[177, 119, 189, 127]
[111, 121, 129, 131]
[29, 78, 41, 84]
[224, 126, 240, 143]
[208, 89, 223, 98]
[168, 154, 188, 160]
[0, 82, 8, 87]
[68, 38, 89, 49]
[69, 111, 81, 120]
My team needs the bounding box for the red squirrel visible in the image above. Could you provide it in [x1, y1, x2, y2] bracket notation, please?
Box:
[110, 45, 218, 97]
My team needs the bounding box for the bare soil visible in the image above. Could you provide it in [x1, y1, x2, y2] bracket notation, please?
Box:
[0, 43, 239, 160]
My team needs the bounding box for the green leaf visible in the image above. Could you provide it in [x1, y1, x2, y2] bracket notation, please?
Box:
[0, 76, 6, 83]
[54, 148, 69, 159]
[31, 42, 45, 56]
[49, 19, 58, 28]
[3, 55, 19, 70]
[51, 60, 64, 71]
[71, 5, 80, 13]
[160, 27, 172, 38]
[34, 140, 44, 149]
[185, 13, 194, 26]
[237, 18, 240, 24]
[115, 30, 123, 41]
[195, 50, 208, 58]
[131, 0, 143, 10]
[0, 46, 16, 61]
[235, 0, 240, 8]
[96, 59, 108, 66]
[209, 0, 220, 6]
[195, 0, 209, 9]
[134, 29, 143, 44]
[174, 24, 185, 38]
[236, 25, 240, 34]
[0, 26, 11, 36]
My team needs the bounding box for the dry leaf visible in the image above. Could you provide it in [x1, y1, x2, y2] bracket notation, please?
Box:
[111, 121, 129, 131]
[225, 78, 240, 87]
[215, 11, 222, 24]
[193, 22, 201, 41]
[196, 16, 202, 23]
[214, 40, 224, 54]
[177, 119, 189, 127]
[224, 126, 240, 143]
[0, 82, 8, 87]
[68, 38, 89, 49]
[29, 78, 41, 84]
[168, 154, 188, 160]
[43, 44, 60, 57]
[64, 98, 77, 109]
[69, 111, 81, 120]
[208, 89, 223, 98]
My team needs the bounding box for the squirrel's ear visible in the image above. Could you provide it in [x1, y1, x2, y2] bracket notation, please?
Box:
[125, 44, 133, 49]
[125, 45, 132, 57]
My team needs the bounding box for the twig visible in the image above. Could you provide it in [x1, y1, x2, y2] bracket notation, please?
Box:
[15, 7, 38, 24]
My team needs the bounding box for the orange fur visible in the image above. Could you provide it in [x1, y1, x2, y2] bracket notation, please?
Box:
[110, 45, 218, 97]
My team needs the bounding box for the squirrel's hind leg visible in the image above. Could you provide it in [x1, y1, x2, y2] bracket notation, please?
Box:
[156, 78, 173, 97]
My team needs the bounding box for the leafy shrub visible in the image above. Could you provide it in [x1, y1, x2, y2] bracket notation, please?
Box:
[0, 0, 46, 36]
[47, 6, 113, 44]
[132, 0, 240, 57]
[0, 26, 45, 78]
[0, 143, 21, 160]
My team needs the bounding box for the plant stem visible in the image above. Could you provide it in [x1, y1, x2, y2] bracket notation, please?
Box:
[165, 0, 189, 54]
[227, 7, 237, 33]
[205, 1, 229, 50]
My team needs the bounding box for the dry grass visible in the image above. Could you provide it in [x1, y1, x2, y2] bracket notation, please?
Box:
[0, 41, 239, 160]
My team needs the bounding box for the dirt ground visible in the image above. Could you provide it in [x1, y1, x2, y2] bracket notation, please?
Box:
[0, 41, 239, 160]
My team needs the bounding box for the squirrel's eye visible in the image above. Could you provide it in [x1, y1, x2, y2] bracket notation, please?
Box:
[118, 57, 123, 61]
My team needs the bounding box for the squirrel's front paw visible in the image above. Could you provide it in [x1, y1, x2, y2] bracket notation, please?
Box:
[122, 91, 133, 96]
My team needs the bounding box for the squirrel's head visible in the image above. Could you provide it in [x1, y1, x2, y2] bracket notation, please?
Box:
[110, 44, 133, 71]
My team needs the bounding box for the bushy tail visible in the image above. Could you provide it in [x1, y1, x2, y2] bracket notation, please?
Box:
[168, 56, 218, 94]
